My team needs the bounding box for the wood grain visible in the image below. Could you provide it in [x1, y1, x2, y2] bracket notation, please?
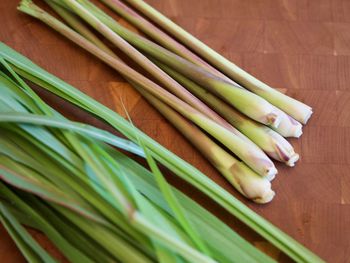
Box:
[1, 0, 350, 262]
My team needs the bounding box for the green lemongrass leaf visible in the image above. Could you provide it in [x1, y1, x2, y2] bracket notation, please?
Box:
[86, 142, 195, 261]
[0, 71, 43, 114]
[154, 242, 184, 263]
[50, 203, 155, 263]
[66, 134, 153, 250]
[0, 74, 84, 166]
[0, 112, 144, 157]
[89, 142, 139, 209]
[0, 126, 150, 254]
[0, 200, 40, 230]
[140, 140, 211, 255]
[0, 136, 150, 254]
[132, 193, 194, 262]
[121, 95, 211, 254]
[0, 183, 95, 263]
[0, 203, 57, 263]
[0, 127, 88, 196]
[0, 93, 28, 113]
[0, 156, 101, 223]
[116, 108, 211, 260]
[78, 140, 133, 215]
[0, 79, 83, 167]
[107, 149, 273, 263]
[26, 198, 114, 263]
[0, 57, 55, 116]
[0, 80, 152, 254]
[132, 211, 216, 263]
[0, 100, 10, 112]
[10, 190, 115, 263]
[0, 132, 81, 199]
[0, 153, 153, 262]
[81, 140, 186, 259]
[1, 61, 95, 163]
[0, 125, 88, 184]
[0, 130, 117, 212]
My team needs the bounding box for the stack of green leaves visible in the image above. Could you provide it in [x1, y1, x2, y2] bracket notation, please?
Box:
[0, 46, 272, 262]
[0, 43, 323, 262]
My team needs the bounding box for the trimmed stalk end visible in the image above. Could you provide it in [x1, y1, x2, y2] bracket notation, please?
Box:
[266, 167, 277, 181]
[287, 114, 303, 138]
[254, 189, 275, 204]
[302, 108, 313, 125]
[294, 125, 303, 138]
[242, 175, 275, 204]
[18, 0, 35, 13]
[18, 0, 44, 20]
[226, 163, 275, 204]
[286, 153, 300, 167]
[272, 107, 304, 138]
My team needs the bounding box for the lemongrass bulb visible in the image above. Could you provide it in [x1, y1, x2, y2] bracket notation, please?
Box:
[139, 88, 275, 203]
[271, 107, 303, 138]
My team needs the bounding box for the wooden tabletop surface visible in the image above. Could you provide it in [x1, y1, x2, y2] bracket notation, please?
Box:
[1, 0, 350, 262]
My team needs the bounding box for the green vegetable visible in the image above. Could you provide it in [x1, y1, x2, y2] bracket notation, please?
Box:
[0, 50, 269, 262]
[123, 0, 313, 124]
[0, 35, 323, 263]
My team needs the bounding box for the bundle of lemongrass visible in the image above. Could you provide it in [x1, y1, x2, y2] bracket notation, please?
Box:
[17, 0, 312, 204]
[0, 50, 265, 263]
[0, 43, 323, 262]
[2, 0, 317, 260]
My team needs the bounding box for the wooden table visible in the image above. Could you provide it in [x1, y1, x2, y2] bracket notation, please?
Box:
[1, 0, 349, 262]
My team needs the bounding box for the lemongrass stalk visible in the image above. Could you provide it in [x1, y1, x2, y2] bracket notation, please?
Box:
[155, 62, 299, 166]
[154, 60, 302, 140]
[58, 0, 241, 133]
[49, 0, 282, 127]
[100, 0, 234, 83]
[271, 107, 303, 138]
[100, 0, 302, 137]
[44, 0, 263, 155]
[18, 1, 276, 177]
[43, 0, 229, 133]
[137, 86, 275, 202]
[44, 0, 115, 56]
[123, 0, 313, 124]
[46, 0, 266, 169]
